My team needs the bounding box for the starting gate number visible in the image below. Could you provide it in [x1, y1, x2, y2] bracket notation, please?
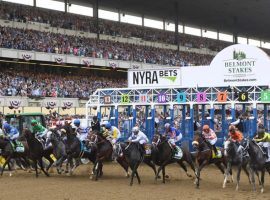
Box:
[121, 94, 130, 104]
[238, 92, 248, 102]
[261, 91, 270, 102]
[217, 92, 227, 102]
[177, 92, 186, 103]
[104, 95, 111, 104]
[197, 92, 206, 102]
[139, 94, 148, 103]
[158, 93, 167, 103]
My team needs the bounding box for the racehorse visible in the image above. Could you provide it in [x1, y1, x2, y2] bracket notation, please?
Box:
[87, 131, 114, 180]
[61, 124, 96, 176]
[151, 133, 196, 184]
[223, 139, 250, 190]
[244, 139, 266, 193]
[46, 129, 68, 174]
[192, 133, 229, 188]
[22, 129, 54, 177]
[116, 142, 143, 186]
[0, 136, 30, 176]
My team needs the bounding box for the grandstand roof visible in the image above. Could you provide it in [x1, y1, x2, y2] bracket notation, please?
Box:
[75, 0, 270, 41]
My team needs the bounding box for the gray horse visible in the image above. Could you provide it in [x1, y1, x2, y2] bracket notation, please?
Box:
[223, 139, 250, 190]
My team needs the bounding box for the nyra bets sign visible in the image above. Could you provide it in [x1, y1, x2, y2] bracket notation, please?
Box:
[128, 68, 181, 88]
[210, 44, 270, 87]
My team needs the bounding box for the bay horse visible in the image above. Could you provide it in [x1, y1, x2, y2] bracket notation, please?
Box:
[223, 139, 250, 190]
[0, 136, 30, 176]
[151, 133, 196, 184]
[22, 129, 54, 177]
[192, 133, 229, 188]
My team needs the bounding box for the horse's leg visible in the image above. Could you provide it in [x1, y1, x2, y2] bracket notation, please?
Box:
[255, 170, 262, 186]
[155, 160, 170, 181]
[38, 158, 50, 177]
[215, 161, 225, 174]
[260, 169, 265, 193]
[195, 160, 208, 189]
[143, 158, 156, 176]
[116, 157, 129, 177]
[162, 166, 166, 184]
[235, 164, 242, 191]
[178, 161, 192, 178]
[249, 167, 256, 192]
[135, 169, 141, 184]
[223, 161, 231, 189]
[183, 151, 196, 174]
[98, 162, 103, 177]
[130, 169, 135, 186]
[1, 156, 11, 176]
[94, 161, 100, 181]
[33, 159, 38, 178]
[44, 155, 54, 172]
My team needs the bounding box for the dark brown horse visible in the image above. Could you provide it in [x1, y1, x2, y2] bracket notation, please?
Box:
[192, 133, 230, 188]
[22, 129, 54, 177]
[151, 134, 195, 183]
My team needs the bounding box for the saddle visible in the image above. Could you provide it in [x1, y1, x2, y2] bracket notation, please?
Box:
[10, 140, 25, 153]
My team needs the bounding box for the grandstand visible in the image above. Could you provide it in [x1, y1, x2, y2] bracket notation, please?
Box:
[0, 0, 270, 115]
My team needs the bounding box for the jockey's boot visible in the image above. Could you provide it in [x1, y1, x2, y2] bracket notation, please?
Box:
[12, 140, 17, 150]
[212, 145, 218, 156]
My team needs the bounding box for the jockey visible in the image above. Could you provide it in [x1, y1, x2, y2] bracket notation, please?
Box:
[128, 126, 149, 145]
[31, 119, 47, 138]
[73, 119, 89, 142]
[228, 125, 243, 143]
[3, 122, 19, 147]
[164, 123, 182, 150]
[201, 124, 219, 156]
[91, 116, 101, 132]
[104, 122, 121, 145]
[128, 126, 149, 155]
[254, 128, 270, 162]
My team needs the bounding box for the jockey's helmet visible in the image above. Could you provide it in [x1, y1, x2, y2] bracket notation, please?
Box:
[31, 119, 38, 126]
[105, 123, 111, 130]
[3, 122, 11, 131]
[258, 128, 265, 137]
[229, 125, 236, 133]
[202, 124, 210, 132]
[164, 123, 171, 129]
[132, 126, 139, 134]
[73, 119, 80, 127]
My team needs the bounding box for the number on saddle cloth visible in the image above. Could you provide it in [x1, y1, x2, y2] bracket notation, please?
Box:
[144, 144, 151, 156]
[15, 141, 25, 153]
[173, 146, 183, 160]
[212, 147, 222, 159]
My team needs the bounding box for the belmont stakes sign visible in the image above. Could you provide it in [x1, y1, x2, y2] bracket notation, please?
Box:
[128, 68, 181, 88]
[178, 44, 270, 88]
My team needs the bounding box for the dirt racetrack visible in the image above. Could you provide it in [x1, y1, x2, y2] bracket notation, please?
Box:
[0, 163, 269, 200]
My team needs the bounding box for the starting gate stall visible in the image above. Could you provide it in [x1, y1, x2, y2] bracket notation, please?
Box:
[86, 85, 270, 150]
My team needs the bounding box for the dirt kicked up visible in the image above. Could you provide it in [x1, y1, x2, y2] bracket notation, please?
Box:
[0, 163, 269, 200]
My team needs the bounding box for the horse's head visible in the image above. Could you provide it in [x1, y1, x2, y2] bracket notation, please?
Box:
[89, 132, 98, 144]
[224, 139, 234, 157]
[48, 129, 61, 143]
[192, 132, 205, 151]
[152, 134, 161, 146]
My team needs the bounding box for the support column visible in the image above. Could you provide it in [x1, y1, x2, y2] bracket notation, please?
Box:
[132, 105, 136, 127]
[127, 105, 131, 117]
[264, 104, 268, 131]
[181, 105, 186, 134]
[33, 0, 36, 7]
[64, 0, 68, 13]
[145, 105, 149, 135]
[151, 104, 155, 139]
[170, 104, 174, 124]
[231, 103, 236, 121]
[190, 104, 194, 150]
[174, 1, 179, 51]
[97, 106, 102, 122]
[242, 104, 246, 114]
[114, 105, 119, 128]
[209, 103, 215, 130]
[201, 104, 205, 126]
[93, 0, 99, 39]
[221, 104, 226, 139]
[252, 102, 257, 137]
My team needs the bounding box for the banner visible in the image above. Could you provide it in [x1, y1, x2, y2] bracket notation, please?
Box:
[128, 68, 181, 88]
[181, 44, 270, 87]
[9, 100, 21, 109]
[108, 61, 118, 69]
[43, 99, 59, 109]
[20, 52, 34, 61]
[81, 58, 93, 67]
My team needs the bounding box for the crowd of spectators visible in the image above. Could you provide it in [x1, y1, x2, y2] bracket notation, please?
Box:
[0, 69, 127, 98]
[0, 1, 232, 52]
[0, 25, 214, 66]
